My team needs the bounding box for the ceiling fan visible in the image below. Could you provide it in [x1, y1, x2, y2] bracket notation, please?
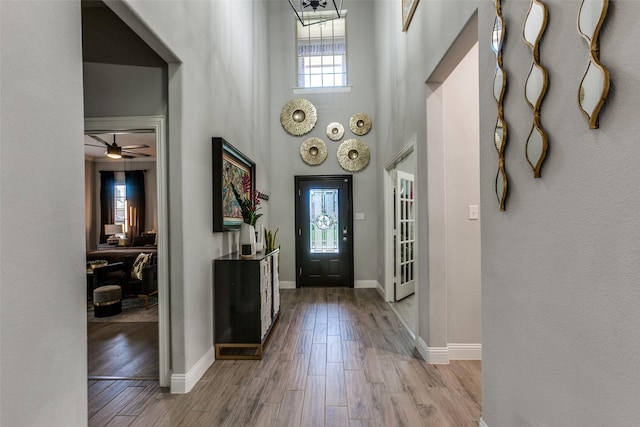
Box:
[85, 134, 150, 159]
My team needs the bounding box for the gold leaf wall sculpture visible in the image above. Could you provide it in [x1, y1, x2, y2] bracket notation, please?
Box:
[280, 98, 317, 136]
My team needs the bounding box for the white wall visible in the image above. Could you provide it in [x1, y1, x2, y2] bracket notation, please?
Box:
[442, 43, 481, 345]
[426, 42, 482, 349]
[0, 1, 87, 425]
[267, 1, 379, 285]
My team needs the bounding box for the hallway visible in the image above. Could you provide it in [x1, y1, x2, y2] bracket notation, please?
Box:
[88, 288, 481, 426]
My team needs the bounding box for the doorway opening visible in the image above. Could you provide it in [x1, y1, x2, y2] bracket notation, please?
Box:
[384, 137, 418, 336]
[294, 175, 354, 288]
[84, 116, 170, 386]
[424, 14, 482, 362]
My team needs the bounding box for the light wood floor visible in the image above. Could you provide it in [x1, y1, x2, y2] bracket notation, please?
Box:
[88, 288, 481, 426]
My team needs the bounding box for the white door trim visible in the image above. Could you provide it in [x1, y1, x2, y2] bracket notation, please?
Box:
[395, 170, 416, 301]
[85, 115, 171, 388]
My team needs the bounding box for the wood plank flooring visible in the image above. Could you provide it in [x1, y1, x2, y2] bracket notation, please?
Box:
[88, 322, 159, 379]
[89, 288, 481, 426]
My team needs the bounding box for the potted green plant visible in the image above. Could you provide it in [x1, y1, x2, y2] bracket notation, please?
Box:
[264, 227, 279, 254]
[231, 175, 262, 256]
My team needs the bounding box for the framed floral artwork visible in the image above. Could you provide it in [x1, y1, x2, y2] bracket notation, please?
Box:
[402, 0, 419, 32]
[212, 137, 256, 231]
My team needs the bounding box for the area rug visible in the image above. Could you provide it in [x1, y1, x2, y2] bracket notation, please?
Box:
[87, 296, 158, 323]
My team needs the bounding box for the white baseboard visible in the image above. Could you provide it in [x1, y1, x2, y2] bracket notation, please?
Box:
[279, 280, 296, 289]
[170, 346, 215, 394]
[415, 339, 482, 364]
[448, 343, 482, 360]
[426, 345, 450, 364]
[479, 417, 489, 427]
[354, 280, 378, 289]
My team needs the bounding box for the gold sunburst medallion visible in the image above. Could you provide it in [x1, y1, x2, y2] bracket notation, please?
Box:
[337, 138, 370, 172]
[300, 137, 327, 166]
[326, 122, 344, 141]
[280, 98, 317, 136]
[349, 113, 372, 136]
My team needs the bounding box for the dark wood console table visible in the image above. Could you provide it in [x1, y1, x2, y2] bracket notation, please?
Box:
[213, 249, 280, 359]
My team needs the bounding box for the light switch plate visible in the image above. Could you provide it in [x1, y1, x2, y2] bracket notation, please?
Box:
[469, 205, 479, 220]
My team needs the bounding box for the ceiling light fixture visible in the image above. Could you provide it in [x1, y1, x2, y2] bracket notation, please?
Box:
[289, 0, 343, 26]
[105, 135, 122, 159]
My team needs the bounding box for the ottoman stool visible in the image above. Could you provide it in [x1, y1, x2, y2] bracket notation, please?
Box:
[93, 285, 122, 317]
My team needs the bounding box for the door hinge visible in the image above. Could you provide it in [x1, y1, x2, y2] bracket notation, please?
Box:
[299, 268, 302, 276]
[298, 189, 301, 196]
[298, 228, 301, 235]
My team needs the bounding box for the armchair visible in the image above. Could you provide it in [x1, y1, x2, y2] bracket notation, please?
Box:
[121, 254, 158, 309]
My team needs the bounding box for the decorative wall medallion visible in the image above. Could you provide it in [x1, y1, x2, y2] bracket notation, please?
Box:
[577, 0, 610, 129]
[300, 137, 328, 166]
[349, 113, 372, 136]
[337, 138, 370, 172]
[523, 0, 549, 177]
[280, 98, 317, 136]
[326, 122, 344, 141]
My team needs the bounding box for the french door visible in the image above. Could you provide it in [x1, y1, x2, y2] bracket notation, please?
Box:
[295, 175, 354, 287]
[395, 170, 415, 300]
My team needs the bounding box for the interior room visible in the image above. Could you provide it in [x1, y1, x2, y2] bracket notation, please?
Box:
[3, 0, 640, 426]
[84, 131, 159, 379]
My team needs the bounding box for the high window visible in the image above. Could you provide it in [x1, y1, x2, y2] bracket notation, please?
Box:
[296, 15, 347, 88]
[114, 183, 126, 226]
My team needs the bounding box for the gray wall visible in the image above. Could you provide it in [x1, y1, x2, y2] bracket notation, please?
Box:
[376, 0, 640, 423]
[0, 1, 88, 425]
[479, 0, 640, 424]
[119, 0, 272, 376]
[267, 1, 379, 284]
[373, 0, 479, 347]
[83, 62, 167, 117]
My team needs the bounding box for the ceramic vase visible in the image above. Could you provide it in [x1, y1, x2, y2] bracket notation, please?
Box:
[255, 223, 264, 253]
[239, 223, 256, 256]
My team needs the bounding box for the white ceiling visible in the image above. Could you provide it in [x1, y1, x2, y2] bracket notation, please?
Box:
[84, 132, 156, 161]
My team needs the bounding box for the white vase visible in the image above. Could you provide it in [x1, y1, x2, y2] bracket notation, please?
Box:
[255, 223, 264, 253]
[239, 223, 256, 256]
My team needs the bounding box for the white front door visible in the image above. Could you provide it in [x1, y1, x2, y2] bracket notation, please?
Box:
[395, 170, 415, 301]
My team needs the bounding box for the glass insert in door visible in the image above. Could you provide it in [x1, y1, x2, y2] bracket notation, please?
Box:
[309, 188, 339, 254]
[399, 178, 415, 284]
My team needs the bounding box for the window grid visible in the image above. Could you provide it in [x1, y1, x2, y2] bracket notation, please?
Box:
[114, 184, 126, 226]
[297, 16, 347, 88]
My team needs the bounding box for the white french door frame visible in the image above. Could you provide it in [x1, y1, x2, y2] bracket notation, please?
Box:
[395, 170, 416, 301]
[383, 135, 418, 335]
[85, 115, 170, 387]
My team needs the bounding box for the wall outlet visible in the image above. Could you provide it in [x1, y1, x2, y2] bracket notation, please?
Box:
[355, 212, 365, 220]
